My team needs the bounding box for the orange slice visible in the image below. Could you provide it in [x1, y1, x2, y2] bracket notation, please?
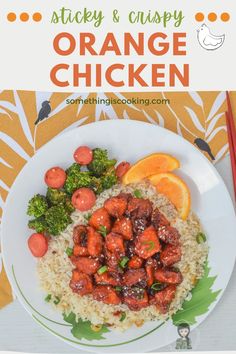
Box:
[148, 173, 191, 220]
[122, 153, 180, 184]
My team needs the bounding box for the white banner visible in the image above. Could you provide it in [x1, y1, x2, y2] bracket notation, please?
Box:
[0, 0, 235, 92]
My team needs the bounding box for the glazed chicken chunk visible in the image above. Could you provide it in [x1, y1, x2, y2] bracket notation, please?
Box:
[69, 191, 183, 312]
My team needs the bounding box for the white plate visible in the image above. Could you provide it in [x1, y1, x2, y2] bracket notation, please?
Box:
[2, 120, 236, 353]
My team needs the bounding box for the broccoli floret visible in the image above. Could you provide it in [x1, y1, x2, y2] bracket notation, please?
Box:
[87, 148, 117, 177]
[45, 205, 72, 236]
[64, 171, 93, 195]
[64, 150, 117, 193]
[28, 217, 48, 233]
[46, 188, 67, 205]
[66, 163, 81, 176]
[64, 163, 92, 195]
[46, 188, 75, 213]
[27, 194, 48, 218]
[64, 197, 75, 214]
[90, 176, 103, 194]
[101, 168, 118, 190]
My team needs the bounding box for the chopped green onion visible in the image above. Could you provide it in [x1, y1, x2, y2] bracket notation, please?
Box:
[118, 267, 124, 274]
[115, 286, 122, 292]
[196, 232, 206, 244]
[134, 189, 143, 199]
[119, 256, 129, 268]
[142, 240, 155, 251]
[84, 213, 92, 221]
[120, 312, 126, 322]
[98, 265, 108, 275]
[65, 247, 73, 256]
[44, 294, 52, 302]
[151, 282, 163, 291]
[53, 296, 61, 305]
[98, 225, 107, 238]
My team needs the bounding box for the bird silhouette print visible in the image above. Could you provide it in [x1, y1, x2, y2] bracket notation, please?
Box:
[197, 24, 225, 51]
[35, 101, 51, 125]
[194, 138, 215, 160]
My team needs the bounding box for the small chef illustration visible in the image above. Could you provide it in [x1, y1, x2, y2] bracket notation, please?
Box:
[175, 323, 192, 350]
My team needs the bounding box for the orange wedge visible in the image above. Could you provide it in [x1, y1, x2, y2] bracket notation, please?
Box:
[122, 153, 180, 184]
[148, 173, 191, 220]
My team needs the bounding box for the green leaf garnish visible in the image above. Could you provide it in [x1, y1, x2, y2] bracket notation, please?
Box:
[98, 225, 107, 238]
[142, 240, 155, 251]
[63, 312, 110, 341]
[63, 311, 76, 324]
[97, 265, 108, 275]
[44, 294, 52, 302]
[65, 247, 73, 256]
[115, 286, 122, 292]
[119, 256, 129, 268]
[53, 296, 61, 305]
[196, 232, 207, 244]
[134, 189, 143, 198]
[172, 262, 221, 325]
[120, 312, 126, 322]
[84, 213, 92, 221]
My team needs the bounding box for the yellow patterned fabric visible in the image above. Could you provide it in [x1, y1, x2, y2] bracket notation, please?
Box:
[0, 90, 235, 308]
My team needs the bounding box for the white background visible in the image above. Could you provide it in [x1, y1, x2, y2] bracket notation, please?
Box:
[0, 0, 236, 91]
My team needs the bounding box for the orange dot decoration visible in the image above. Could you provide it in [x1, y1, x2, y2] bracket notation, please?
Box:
[33, 12, 42, 22]
[208, 12, 217, 22]
[7, 12, 16, 22]
[221, 12, 230, 22]
[195, 12, 204, 22]
[20, 12, 29, 22]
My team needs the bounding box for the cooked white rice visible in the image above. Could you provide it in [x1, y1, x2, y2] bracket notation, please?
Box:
[37, 181, 208, 331]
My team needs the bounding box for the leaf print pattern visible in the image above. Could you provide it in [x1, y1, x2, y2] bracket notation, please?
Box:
[0, 132, 31, 161]
[215, 144, 229, 161]
[154, 111, 165, 127]
[0, 90, 233, 308]
[185, 106, 205, 133]
[188, 91, 203, 107]
[206, 92, 226, 122]
[206, 113, 225, 137]
[172, 262, 221, 325]
[0, 157, 12, 169]
[0, 107, 13, 120]
[13, 91, 34, 146]
[206, 126, 227, 143]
